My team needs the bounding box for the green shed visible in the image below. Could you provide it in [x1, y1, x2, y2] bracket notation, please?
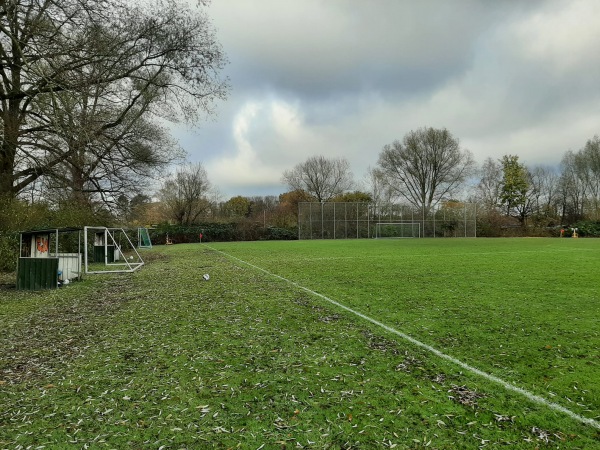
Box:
[17, 228, 83, 290]
[17, 257, 59, 290]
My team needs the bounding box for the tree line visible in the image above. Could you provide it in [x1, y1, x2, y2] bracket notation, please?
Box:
[476, 135, 600, 228]
[152, 128, 600, 237]
[1, 1, 599, 244]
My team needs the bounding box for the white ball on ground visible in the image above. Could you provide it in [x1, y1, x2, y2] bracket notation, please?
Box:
[203, 273, 210, 281]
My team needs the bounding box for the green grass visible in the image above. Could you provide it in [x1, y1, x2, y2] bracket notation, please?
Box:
[1, 238, 599, 448]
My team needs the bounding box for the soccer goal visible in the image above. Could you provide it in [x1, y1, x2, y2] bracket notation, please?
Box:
[83, 226, 144, 274]
[375, 222, 421, 239]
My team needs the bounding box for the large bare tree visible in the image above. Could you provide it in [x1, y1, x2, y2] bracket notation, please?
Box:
[157, 163, 214, 225]
[363, 166, 394, 206]
[0, 0, 228, 200]
[35, 77, 184, 207]
[282, 155, 354, 202]
[476, 157, 503, 210]
[529, 165, 561, 223]
[377, 127, 475, 212]
[558, 136, 600, 222]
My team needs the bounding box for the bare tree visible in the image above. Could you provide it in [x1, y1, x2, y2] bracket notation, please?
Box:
[529, 165, 561, 224]
[476, 157, 503, 210]
[157, 163, 214, 225]
[559, 150, 587, 223]
[558, 136, 600, 222]
[30, 58, 186, 207]
[363, 166, 394, 205]
[377, 127, 475, 212]
[579, 136, 600, 219]
[245, 195, 279, 224]
[0, 0, 228, 199]
[282, 156, 354, 202]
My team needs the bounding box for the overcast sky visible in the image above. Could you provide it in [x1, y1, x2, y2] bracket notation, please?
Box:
[172, 0, 600, 199]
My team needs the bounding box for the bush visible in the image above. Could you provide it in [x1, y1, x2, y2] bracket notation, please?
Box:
[263, 227, 297, 240]
[0, 230, 19, 272]
[149, 222, 297, 244]
[0, 198, 52, 272]
[150, 223, 235, 244]
[572, 221, 600, 237]
[0, 197, 116, 273]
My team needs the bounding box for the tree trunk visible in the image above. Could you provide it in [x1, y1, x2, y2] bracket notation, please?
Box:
[0, 99, 24, 198]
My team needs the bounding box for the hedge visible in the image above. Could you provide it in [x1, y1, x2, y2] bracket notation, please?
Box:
[149, 222, 297, 245]
[571, 221, 600, 237]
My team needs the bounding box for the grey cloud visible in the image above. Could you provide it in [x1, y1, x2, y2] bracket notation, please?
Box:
[213, 0, 517, 99]
[176, 0, 600, 197]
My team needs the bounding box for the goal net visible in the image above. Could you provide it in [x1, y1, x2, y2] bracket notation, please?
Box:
[375, 222, 421, 239]
[138, 227, 152, 249]
[83, 226, 144, 274]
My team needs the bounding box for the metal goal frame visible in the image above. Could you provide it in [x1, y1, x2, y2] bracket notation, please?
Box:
[375, 222, 421, 239]
[83, 226, 144, 274]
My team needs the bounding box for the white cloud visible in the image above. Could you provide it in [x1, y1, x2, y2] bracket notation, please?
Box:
[269, 101, 302, 139]
[206, 102, 273, 188]
[206, 99, 313, 195]
[512, 0, 600, 74]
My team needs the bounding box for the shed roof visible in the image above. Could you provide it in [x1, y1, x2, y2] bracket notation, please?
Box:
[20, 227, 83, 236]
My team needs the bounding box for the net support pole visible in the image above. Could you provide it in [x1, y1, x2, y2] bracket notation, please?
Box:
[464, 204, 467, 238]
[355, 204, 357, 239]
[321, 200, 325, 239]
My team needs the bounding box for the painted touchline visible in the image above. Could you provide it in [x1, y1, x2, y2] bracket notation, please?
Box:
[208, 245, 600, 430]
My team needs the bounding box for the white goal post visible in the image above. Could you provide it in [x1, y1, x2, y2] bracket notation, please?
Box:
[83, 226, 144, 274]
[375, 222, 421, 239]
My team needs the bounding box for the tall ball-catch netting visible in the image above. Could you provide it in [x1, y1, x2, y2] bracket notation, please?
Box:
[297, 202, 477, 239]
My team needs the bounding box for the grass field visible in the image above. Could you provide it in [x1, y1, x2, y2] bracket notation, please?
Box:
[1, 238, 599, 448]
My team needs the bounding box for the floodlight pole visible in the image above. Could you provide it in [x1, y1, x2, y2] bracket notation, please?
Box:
[354, 204, 357, 239]
[368, 203, 371, 238]
[433, 205, 436, 238]
[333, 202, 336, 239]
[464, 204, 467, 238]
[475, 204, 477, 238]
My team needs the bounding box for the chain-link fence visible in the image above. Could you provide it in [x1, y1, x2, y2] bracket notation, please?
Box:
[298, 202, 477, 239]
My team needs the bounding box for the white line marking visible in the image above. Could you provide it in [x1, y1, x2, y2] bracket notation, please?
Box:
[245, 248, 599, 264]
[209, 245, 600, 430]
